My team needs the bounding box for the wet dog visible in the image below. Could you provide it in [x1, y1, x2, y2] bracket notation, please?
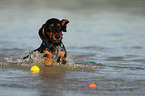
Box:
[23, 18, 69, 65]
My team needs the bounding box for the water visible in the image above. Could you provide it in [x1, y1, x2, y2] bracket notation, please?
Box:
[0, 0, 145, 96]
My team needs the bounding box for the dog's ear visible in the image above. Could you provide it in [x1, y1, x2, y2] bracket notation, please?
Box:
[61, 19, 69, 32]
[39, 24, 47, 42]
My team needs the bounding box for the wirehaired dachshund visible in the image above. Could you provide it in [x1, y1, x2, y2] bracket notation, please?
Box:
[23, 18, 69, 65]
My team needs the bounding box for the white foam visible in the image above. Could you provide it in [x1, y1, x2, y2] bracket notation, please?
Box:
[4, 50, 97, 70]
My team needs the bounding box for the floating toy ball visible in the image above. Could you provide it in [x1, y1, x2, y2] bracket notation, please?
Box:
[30, 65, 40, 73]
[89, 84, 98, 88]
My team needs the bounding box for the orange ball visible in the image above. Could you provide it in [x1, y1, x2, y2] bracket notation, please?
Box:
[89, 84, 98, 88]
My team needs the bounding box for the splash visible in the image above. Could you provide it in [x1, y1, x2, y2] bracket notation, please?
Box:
[3, 50, 42, 66]
[3, 50, 98, 70]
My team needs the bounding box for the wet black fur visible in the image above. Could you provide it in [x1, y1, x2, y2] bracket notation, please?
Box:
[23, 18, 69, 64]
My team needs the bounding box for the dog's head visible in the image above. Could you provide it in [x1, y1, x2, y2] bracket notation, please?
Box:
[39, 18, 69, 44]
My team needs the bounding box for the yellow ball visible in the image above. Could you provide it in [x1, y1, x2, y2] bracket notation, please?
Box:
[30, 65, 40, 73]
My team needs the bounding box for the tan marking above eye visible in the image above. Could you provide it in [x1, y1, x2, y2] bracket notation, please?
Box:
[57, 24, 60, 26]
[50, 24, 54, 27]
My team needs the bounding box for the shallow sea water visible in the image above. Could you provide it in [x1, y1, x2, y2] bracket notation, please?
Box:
[0, 0, 145, 96]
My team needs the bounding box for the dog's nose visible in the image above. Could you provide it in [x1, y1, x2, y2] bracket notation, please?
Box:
[55, 35, 60, 39]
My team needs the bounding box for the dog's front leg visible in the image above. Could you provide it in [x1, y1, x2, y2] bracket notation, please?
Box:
[57, 50, 67, 64]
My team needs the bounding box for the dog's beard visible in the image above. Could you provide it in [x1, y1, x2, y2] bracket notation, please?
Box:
[50, 39, 62, 45]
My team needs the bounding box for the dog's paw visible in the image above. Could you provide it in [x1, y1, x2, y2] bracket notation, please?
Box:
[44, 57, 53, 66]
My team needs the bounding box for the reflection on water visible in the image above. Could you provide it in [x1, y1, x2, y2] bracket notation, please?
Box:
[0, 0, 145, 96]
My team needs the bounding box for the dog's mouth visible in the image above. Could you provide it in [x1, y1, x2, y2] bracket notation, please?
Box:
[53, 40, 61, 43]
[51, 40, 61, 44]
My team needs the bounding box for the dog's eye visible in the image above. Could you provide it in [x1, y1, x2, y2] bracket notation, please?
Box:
[50, 24, 54, 27]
